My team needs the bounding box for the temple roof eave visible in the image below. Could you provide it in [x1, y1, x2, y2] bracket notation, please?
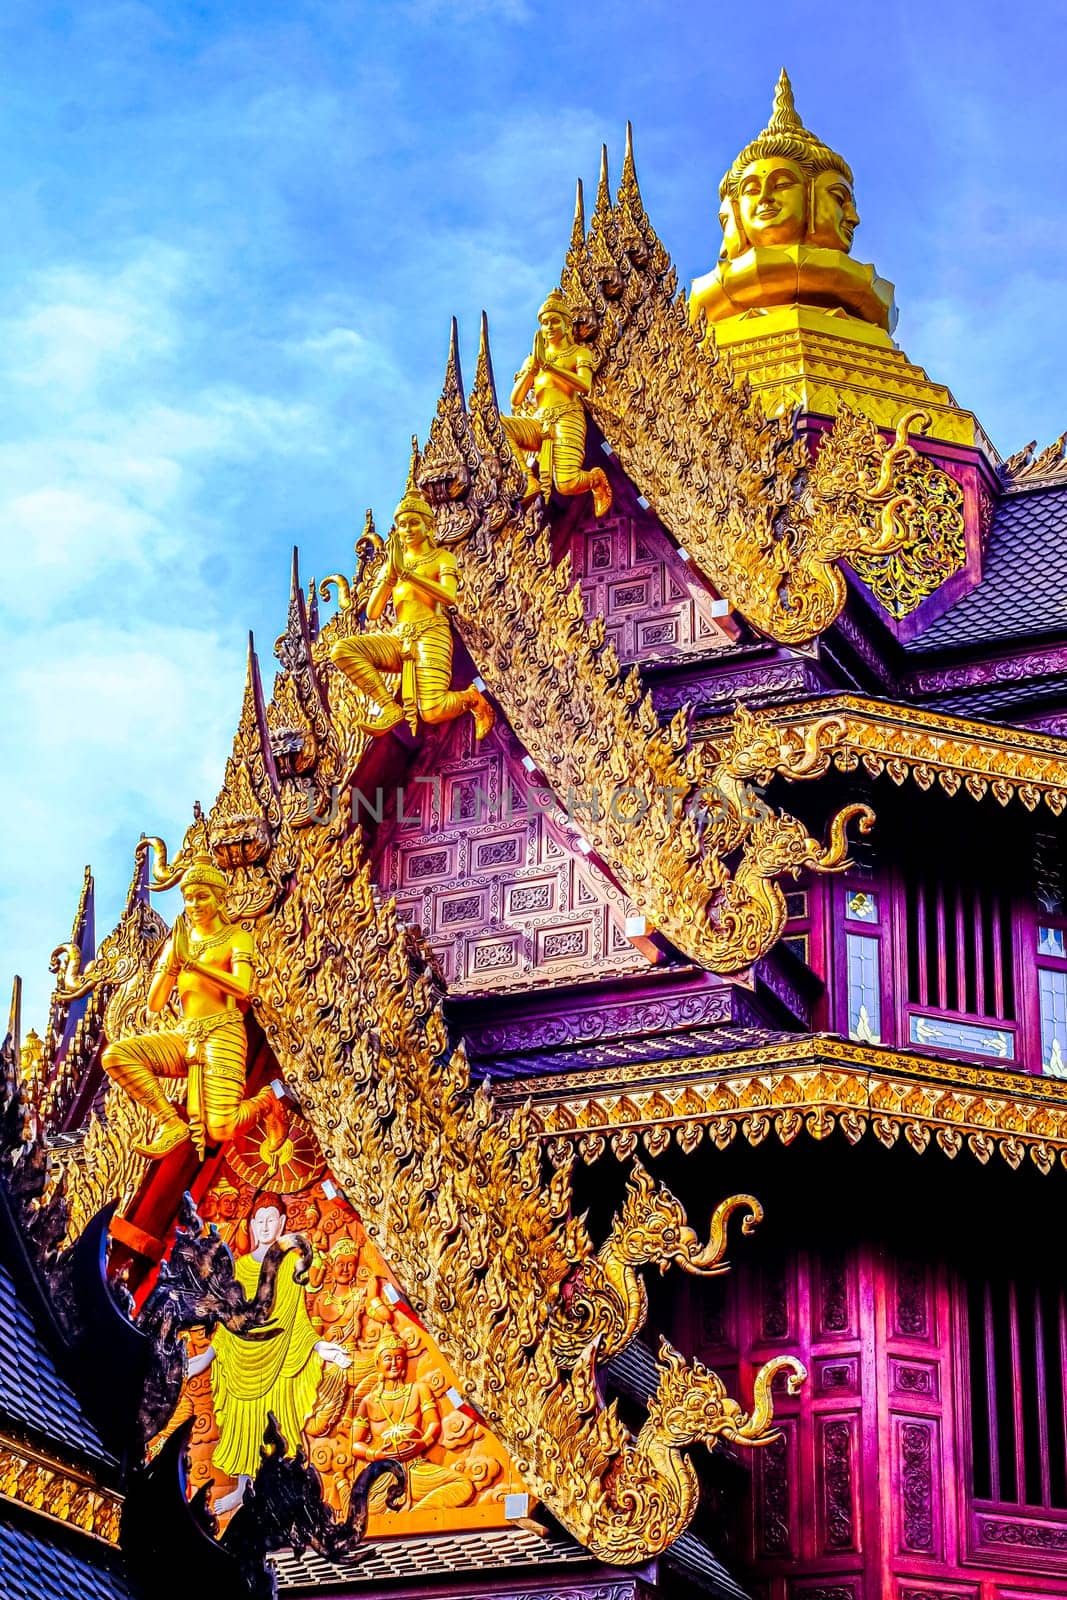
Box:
[698, 691, 1067, 814]
[500, 1035, 1067, 1179]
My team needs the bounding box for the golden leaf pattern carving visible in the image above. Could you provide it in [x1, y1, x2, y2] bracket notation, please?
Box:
[251, 796, 805, 1563]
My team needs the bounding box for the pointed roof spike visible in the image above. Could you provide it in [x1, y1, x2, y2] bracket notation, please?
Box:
[623, 120, 635, 175]
[595, 144, 612, 215]
[290, 545, 301, 601]
[473, 310, 500, 408]
[570, 178, 586, 249]
[445, 314, 465, 398]
[5, 975, 22, 1065]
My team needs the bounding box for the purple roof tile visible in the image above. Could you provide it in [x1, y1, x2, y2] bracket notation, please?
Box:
[905, 480, 1067, 653]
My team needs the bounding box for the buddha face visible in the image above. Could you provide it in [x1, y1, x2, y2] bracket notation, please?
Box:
[811, 169, 859, 250]
[736, 158, 807, 247]
[182, 881, 222, 932]
[718, 199, 745, 262]
[377, 1343, 407, 1380]
[250, 1203, 286, 1248]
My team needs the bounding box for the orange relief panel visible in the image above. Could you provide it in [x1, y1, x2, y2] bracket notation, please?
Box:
[167, 1142, 529, 1543]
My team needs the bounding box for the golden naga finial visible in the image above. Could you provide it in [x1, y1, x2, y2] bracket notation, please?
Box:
[692, 69, 896, 332]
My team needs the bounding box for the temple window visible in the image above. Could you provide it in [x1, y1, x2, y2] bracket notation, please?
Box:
[1036, 925, 1067, 1076]
[964, 1268, 1067, 1511]
[846, 932, 881, 1043]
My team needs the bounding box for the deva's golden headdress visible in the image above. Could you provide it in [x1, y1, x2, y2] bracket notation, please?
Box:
[178, 855, 228, 893]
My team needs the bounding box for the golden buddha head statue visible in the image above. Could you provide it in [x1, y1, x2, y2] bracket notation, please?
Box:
[719, 69, 858, 255]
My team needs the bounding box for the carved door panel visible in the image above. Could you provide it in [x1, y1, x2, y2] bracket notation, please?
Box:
[875, 1254, 963, 1597]
[736, 1243, 876, 1600]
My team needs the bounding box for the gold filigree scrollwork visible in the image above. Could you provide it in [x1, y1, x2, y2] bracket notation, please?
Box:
[274, 551, 344, 826]
[253, 795, 803, 1564]
[814, 407, 966, 618]
[548, 130, 965, 644]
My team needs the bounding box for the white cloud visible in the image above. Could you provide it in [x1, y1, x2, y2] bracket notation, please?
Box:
[0, 617, 247, 1030]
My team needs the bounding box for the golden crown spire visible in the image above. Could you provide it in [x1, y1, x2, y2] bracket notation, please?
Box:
[768, 66, 801, 131]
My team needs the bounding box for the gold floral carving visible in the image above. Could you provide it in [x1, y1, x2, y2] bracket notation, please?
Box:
[507, 1038, 1067, 1178]
[703, 695, 1067, 816]
[555, 130, 965, 643]
[0, 1436, 121, 1544]
[253, 797, 805, 1564]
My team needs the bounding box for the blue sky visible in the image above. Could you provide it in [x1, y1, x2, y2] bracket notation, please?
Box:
[3, 0, 1065, 1027]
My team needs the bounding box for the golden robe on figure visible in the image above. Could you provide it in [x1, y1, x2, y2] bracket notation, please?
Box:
[210, 1249, 324, 1479]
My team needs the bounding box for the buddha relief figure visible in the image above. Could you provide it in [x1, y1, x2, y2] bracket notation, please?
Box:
[351, 1336, 475, 1512]
[501, 289, 612, 518]
[187, 1191, 351, 1517]
[330, 485, 494, 740]
[692, 69, 896, 332]
[101, 858, 284, 1161]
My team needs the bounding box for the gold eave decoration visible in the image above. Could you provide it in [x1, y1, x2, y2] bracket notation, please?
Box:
[0, 1434, 122, 1546]
[411, 319, 873, 976]
[506, 1038, 1067, 1178]
[702, 695, 1067, 814]
[546, 133, 965, 645]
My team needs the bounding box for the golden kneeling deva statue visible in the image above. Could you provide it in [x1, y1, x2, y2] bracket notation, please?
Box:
[101, 857, 278, 1160]
[502, 288, 612, 518]
[330, 485, 494, 740]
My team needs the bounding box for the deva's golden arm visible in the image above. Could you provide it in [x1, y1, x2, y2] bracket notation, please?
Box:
[540, 351, 594, 398]
[180, 952, 253, 1005]
[395, 564, 458, 610]
[509, 355, 536, 410]
[147, 935, 178, 1013]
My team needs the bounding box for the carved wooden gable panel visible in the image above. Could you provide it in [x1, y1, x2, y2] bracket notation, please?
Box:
[372, 716, 648, 992]
[567, 501, 735, 666]
[173, 1160, 529, 1543]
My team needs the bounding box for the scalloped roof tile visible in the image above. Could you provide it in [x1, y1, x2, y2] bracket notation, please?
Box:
[0, 1520, 132, 1600]
[906, 481, 1067, 653]
[0, 1260, 112, 1466]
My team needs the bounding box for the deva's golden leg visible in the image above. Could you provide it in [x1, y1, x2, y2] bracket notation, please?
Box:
[191, 1023, 275, 1150]
[414, 627, 495, 741]
[550, 410, 612, 518]
[330, 634, 406, 734]
[101, 1033, 191, 1160]
[501, 414, 544, 501]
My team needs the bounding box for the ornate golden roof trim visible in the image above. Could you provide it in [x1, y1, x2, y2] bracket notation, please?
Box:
[253, 801, 803, 1564]
[0, 1433, 121, 1546]
[509, 1038, 1067, 1178]
[701, 694, 1067, 812]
